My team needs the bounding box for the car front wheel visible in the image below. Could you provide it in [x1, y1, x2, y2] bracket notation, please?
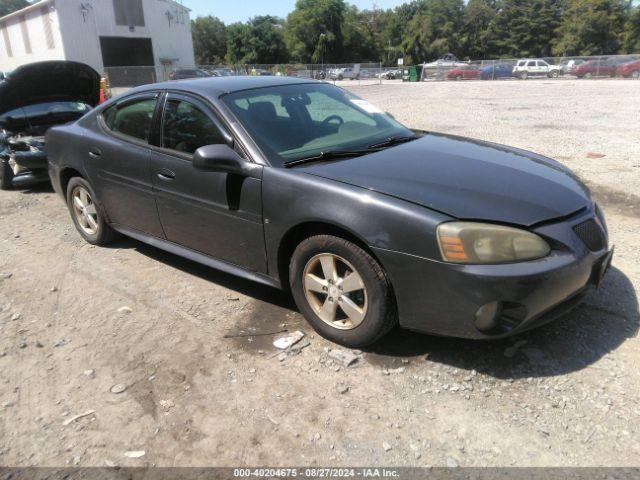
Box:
[66, 177, 119, 245]
[290, 235, 397, 347]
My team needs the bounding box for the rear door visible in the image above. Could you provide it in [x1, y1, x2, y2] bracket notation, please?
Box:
[148, 92, 266, 272]
[84, 93, 165, 237]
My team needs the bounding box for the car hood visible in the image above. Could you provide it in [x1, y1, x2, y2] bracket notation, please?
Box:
[0, 61, 100, 116]
[297, 133, 590, 226]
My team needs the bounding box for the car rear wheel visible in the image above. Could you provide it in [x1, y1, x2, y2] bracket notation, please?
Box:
[0, 158, 14, 190]
[632, 71, 640, 79]
[289, 235, 397, 347]
[66, 177, 119, 245]
[549, 70, 559, 78]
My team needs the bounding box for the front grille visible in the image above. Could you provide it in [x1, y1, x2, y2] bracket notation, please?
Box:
[573, 219, 606, 251]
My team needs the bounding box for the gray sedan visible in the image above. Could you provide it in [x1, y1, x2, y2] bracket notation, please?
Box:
[45, 77, 612, 347]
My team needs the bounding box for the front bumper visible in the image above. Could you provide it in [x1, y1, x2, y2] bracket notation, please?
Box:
[373, 209, 612, 339]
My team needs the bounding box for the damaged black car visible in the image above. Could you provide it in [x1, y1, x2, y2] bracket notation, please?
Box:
[0, 61, 100, 190]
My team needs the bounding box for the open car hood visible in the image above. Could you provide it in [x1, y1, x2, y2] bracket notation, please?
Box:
[297, 133, 591, 227]
[0, 61, 100, 116]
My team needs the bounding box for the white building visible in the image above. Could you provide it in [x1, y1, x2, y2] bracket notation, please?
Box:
[0, 0, 195, 85]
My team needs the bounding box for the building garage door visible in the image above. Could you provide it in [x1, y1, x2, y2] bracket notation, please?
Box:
[100, 36, 156, 87]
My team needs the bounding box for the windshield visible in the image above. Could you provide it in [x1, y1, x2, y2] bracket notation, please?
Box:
[221, 83, 413, 166]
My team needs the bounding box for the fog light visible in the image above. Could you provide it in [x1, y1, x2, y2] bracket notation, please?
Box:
[475, 301, 502, 332]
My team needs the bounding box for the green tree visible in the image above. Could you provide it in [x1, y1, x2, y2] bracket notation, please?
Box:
[460, 0, 498, 59]
[487, 0, 564, 58]
[553, 0, 629, 56]
[226, 16, 288, 64]
[399, 0, 465, 64]
[0, 0, 29, 17]
[285, 0, 346, 63]
[342, 6, 388, 62]
[382, 1, 423, 64]
[191, 16, 227, 65]
[622, 4, 640, 52]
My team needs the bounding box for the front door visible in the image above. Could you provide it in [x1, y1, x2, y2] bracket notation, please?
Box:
[149, 93, 266, 272]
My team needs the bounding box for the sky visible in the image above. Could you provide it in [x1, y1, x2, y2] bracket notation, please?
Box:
[183, 0, 410, 24]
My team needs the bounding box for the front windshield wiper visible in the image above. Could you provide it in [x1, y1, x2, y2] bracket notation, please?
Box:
[368, 134, 420, 149]
[284, 148, 378, 167]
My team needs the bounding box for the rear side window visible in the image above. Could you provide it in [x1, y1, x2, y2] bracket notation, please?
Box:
[102, 97, 157, 142]
[161, 99, 226, 155]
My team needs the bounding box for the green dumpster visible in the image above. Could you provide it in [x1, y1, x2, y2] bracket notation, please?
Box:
[402, 66, 422, 82]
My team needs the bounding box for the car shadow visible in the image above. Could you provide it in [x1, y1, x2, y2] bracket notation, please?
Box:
[113, 238, 296, 310]
[108, 235, 638, 380]
[14, 183, 55, 194]
[365, 266, 638, 379]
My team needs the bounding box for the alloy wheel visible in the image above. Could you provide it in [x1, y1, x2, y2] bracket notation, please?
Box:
[71, 185, 99, 235]
[302, 253, 368, 330]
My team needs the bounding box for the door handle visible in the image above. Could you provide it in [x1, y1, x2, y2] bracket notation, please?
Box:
[156, 169, 176, 181]
[88, 149, 102, 158]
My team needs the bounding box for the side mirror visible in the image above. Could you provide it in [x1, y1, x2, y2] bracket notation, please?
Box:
[193, 144, 259, 177]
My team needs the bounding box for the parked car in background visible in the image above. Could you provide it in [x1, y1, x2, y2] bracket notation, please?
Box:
[572, 59, 618, 78]
[513, 59, 561, 79]
[421, 53, 469, 80]
[379, 69, 402, 80]
[446, 66, 480, 81]
[330, 67, 360, 80]
[422, 53, 468, 70]
[616, 58, 640, 78]
[0, 61, 100, 190]
[209, 68, 235, 77]
[559, 59, 585, 74]
[480, 63, 514, 80]
[169, 68, 211, 80]
[46, 76, 611, 347]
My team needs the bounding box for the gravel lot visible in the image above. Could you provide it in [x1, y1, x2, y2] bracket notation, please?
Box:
[0, 79, 638, 468]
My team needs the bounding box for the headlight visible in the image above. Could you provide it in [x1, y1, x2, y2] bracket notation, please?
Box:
[437, 222, 550, 264]
[594, 203, 608, 234]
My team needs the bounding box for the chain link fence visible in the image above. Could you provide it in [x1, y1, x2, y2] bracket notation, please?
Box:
[103, 54, 640, 95]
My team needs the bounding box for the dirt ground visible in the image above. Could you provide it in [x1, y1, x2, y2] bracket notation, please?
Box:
[0, 79, 638, 468]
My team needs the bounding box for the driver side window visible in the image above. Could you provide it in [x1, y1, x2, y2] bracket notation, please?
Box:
[161, 99, 226, 155]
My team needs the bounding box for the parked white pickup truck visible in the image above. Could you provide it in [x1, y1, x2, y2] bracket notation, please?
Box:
[330, 67, 361, 80]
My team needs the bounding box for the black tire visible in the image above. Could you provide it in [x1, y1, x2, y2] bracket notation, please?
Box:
[66, 176, 119, 245]
[338, 75, 343, 81]
[0, 157, 14, 190]
[289, 235, 397, 347]
[549, 70, 559, 78]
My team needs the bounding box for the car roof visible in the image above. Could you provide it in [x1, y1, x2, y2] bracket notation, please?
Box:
[126, 76, 321, 98]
